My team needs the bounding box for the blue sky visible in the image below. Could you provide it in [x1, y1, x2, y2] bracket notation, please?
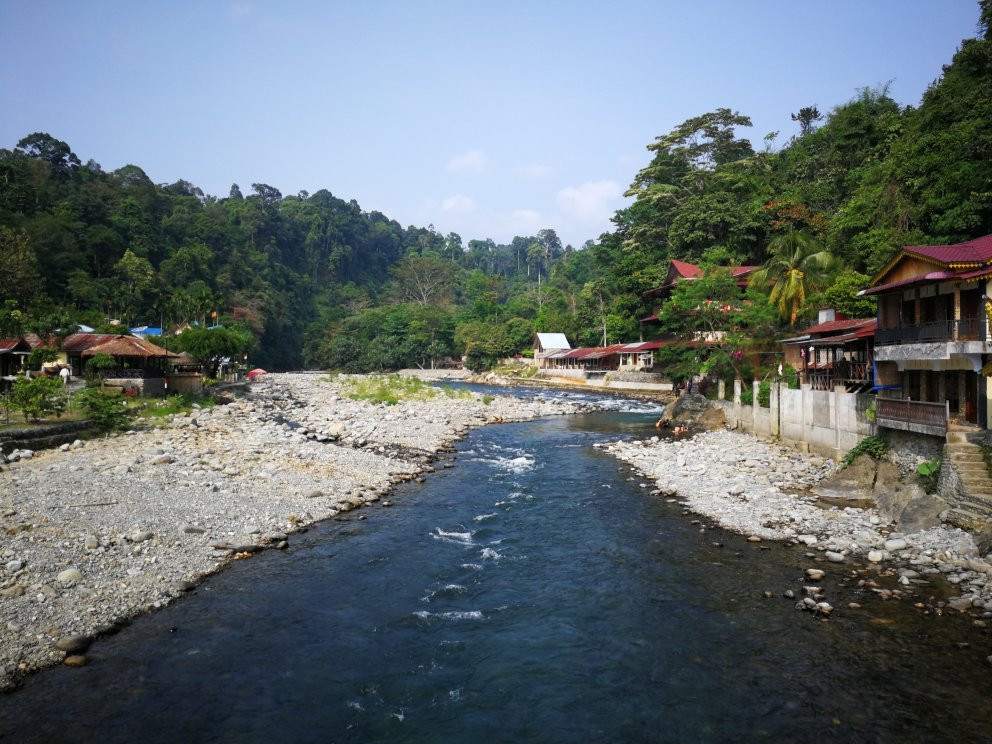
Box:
[0, 1, 981, 248]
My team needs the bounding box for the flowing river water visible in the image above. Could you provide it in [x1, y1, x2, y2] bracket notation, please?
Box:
[1, 385, 992, 742]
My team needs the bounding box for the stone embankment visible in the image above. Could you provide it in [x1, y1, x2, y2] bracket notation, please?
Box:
[605, 429, 992, 623]
[0, 374, 578, 690]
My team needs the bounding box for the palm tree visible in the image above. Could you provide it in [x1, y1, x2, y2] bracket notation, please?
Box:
[750, 229, 835, 325]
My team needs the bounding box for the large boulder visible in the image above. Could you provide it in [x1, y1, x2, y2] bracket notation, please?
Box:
[812, 454, 877, 508]
[662, 392, 721, 429]
[897, 492, 949, 533]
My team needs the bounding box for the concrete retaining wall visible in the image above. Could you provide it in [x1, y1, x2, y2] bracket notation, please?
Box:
[723, 381, 876, 459]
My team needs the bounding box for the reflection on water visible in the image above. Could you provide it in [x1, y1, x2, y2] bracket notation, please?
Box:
[1, 413, 991, 743]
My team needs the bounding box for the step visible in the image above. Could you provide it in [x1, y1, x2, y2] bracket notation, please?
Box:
[945, 508, 991, 531]
[951, 456, 986, 466]
[950, 452, 985, 461]
[946, 441, 983, 450]
[957, 491, 992, 508]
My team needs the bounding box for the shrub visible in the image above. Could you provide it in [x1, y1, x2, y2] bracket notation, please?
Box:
[740, 388, 754, 406]
[843, 435, 888, 466]
[757, 380, 771, 408]
[10, 376, 67, 422]
[917, 459, 941, 493]
[74, 387, 135, 432]
[84, 353, 117, 384]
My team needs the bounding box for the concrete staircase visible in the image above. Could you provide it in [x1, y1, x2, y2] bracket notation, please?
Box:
[944, 424, 992, 530]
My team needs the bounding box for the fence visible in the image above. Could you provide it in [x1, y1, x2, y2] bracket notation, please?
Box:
[716, 380, 876, 459]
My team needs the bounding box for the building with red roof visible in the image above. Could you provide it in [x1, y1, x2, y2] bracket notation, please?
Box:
[862, 233, 992, 434]
[780, 310, 876, 392]
[640, 260, 759, 338]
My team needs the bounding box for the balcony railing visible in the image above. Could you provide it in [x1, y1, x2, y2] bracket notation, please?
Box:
[876, 317, 984, 345]
[807, 361, 871, 391]
[875, 395, 948, 433]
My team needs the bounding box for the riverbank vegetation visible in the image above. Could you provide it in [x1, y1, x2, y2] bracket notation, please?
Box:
[1, 3, 989, 376]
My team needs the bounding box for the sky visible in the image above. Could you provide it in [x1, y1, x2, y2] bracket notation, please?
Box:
[0, 1, 982, 249]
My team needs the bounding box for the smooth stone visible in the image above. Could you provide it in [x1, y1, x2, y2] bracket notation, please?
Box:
[62, 655, 87, 667]
[55, 635, 91, 653]
[83, 536, 99, 550]
[129, 531, 153, 543]
[180, 524, 206, 534]
[884, 538, 908, 551]
[947, 596, 974, 611]
[868, 550, 886, 563]
[57, 568, 83, 584]
[806, 568, 826, 581]
[825, 551, 845, 563]
[5, 559, 24, 573]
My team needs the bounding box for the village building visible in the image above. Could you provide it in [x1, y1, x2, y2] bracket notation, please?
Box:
[0, 337, 31, 384]
[861, 233, 992, 435]
[780, 309, 876, 392]
[639, 260, 758, 339]
[533, 333, 571, 369]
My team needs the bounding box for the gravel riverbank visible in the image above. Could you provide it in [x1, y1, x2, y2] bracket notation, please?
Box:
[0, 374, 579, 691]
[605, 429, 992, 624]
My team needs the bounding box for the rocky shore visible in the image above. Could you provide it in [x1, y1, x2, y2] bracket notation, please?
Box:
[0, 373, 579, 691]
[605, 429, 992, 624]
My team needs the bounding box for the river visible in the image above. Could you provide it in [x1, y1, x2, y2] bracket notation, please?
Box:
[1, 387, 991, 742]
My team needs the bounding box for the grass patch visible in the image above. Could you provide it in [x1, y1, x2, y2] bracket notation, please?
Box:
[140, 394, 216, 419]
[337, 374, 474, 405]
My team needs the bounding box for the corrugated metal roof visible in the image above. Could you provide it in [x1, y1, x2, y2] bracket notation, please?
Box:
[905, 234, 992, 265]
[535, 332, 571, 350]
[860, 271, 954, 296]
[801, 317, 876, 335]
[0, 338, 31, 353]
[61, 333, 120, 352]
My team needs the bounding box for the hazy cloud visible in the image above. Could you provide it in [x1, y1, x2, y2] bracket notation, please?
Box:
[516, 163, 553, 180]
[510, 209, 543, 232]
[446, 149, 488, 174]
[441, 194, 476, 213]
[229, 2, 252, 20]
[556, 180, 622, 224]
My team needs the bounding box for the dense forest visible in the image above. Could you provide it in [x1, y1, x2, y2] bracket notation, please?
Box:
[1, 2, 990, 374]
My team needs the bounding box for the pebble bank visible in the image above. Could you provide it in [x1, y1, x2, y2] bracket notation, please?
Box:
[605, 430, 992, 624]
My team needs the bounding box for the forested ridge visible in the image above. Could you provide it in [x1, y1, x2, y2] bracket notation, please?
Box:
[1, 2, 990, 373]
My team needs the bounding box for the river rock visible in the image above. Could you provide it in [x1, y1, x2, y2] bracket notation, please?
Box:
[884, 538, 908, 552]
[868, 550, 886, 563]
[54, 635, 91, 653]
[129, 531, 153, 543]
[806, 568, 825, 581]
[812, 455, 877, 508]
[62, 655, 87, 667]
[4, 559, 24, 573]
[825, 551, 845, 563]
[947, 595, 975, 611]
[57, 568, 83, 584]
[898, 493, 948, 533]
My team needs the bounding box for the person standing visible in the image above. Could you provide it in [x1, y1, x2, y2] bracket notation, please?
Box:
[59, 366, 70, 385]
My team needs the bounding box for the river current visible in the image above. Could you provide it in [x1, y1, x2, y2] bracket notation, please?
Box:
[1, 385, 991, 742]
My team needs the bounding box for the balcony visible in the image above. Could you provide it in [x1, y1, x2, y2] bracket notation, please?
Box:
[807, 361, 871, 392]
[876, 317, 984, 345]
[875, 395, 948, 436]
